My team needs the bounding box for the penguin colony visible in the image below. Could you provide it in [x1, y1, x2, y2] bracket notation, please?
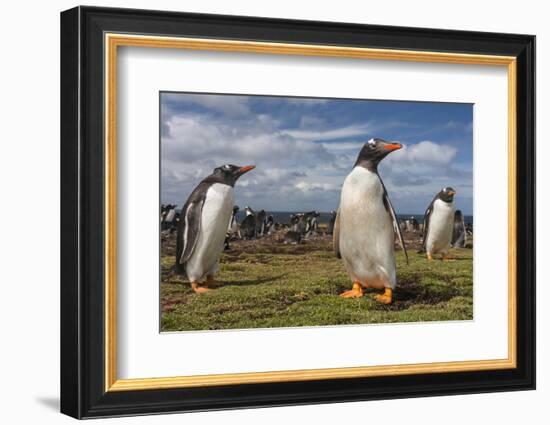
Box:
[172, 138, 467, 300]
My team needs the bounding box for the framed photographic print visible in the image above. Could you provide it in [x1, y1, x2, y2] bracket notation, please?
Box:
[60, 6, 535, 419]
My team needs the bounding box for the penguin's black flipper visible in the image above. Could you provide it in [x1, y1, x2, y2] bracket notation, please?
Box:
[421, 195, 437, 252]
[176, 185, 208, 273]
[333, 208, 341, 259]
[377, 180, 408, 265]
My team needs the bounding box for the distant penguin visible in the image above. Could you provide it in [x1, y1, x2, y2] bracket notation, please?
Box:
[292, 213, 308, 235]
[327, 210, 337, 235]
[451, 209, 467, 248]
[161, 204, 177, 230]
[176, 164, 255, 293]
[304, 211, 320, 237]
[165, 205, 176, 224]
[421, 187, 456, 260]
[334, 138, 407, 304]
[240, 206, 256, 239]
[265, 215, 274, 235]
[256, 209, 267, 236]
[227, 205, 240, 236]
[224, 205, 240, 250]
[160, 204, 167, 224]
[289, 214, 300, 232]
[411, 217, 419, 233]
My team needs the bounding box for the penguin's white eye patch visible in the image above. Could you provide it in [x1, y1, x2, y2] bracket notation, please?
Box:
[223, 165, 231, 170]
[368, 139, 376, 146]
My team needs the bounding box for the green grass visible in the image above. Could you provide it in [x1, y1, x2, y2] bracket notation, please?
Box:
[160, 234, 473, 332]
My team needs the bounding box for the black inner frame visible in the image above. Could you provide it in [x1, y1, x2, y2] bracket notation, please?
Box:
[60, 6, 535, 419]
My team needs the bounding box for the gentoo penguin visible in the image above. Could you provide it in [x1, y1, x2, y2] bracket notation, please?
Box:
[227, 205, 240, 237]
[224, 205, 240, 250]
[289, 214, 300, 232]
[411, 217, 419, 233]
[239, 206, 256, 239]
[421, 187, 456, 260]
[256, 209, 267, 236]
[304, 211, 320, 237]
[265, 215, 274, 235]
[334, 138, 408, 304]
[292, 213, 308, 235]
[451, 209, 467, 248]
[327, 210, 337, 235]
[161, 204, 177, 230]
[176, 164, 255, 293]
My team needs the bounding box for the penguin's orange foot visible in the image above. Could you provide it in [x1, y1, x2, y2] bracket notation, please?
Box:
[191, 282, 210, 294]
[374, 288, 393, 305]
[427, 253, 433, 261]
[340, 282, 364, 298]
[441, 254, 454, 262]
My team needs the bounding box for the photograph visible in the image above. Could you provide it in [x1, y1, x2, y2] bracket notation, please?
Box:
[159, 92, 474, 331]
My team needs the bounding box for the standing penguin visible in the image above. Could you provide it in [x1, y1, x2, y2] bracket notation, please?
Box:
[227, 205, 240, 237]
[264, 215, 274, 235]
[239, 206, 257, 239]
[334, 138, 407, 304]
[224, 205, 240, 250]
[421, 187, 456, 260]
[176, 164, 255, 293]
[327, 210, 337, 235]
[256, 209, 267, 236]
[451, 209, 467, 248]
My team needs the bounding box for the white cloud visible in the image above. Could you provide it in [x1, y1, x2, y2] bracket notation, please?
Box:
[282, 123, 371, 141]
[295, 181, 339, 192]
[388, 140, 457, 165]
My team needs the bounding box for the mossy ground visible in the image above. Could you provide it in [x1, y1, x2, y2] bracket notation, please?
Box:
[160, 229, 473, 332]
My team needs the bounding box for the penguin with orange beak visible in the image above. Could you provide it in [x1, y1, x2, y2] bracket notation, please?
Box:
[176, 164, 255, 293]
[334, 138, 407, 304]
[421, 187, 456, 260]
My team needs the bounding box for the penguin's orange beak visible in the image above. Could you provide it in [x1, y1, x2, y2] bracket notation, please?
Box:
[448, 189, 456, 195]
[383, 143, 403, 151]
[238, 165, 255, 174]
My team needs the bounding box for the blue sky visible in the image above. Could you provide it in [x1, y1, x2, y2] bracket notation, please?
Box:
[160, 92, 473, 215]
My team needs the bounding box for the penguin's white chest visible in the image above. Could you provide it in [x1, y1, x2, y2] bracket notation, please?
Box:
[227, 214, 238, 233]
[426, 199, 454, 254]
[186, 183, 234, 281]
[338, 167, 396, 288]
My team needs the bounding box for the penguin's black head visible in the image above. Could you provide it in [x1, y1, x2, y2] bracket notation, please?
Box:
[454, 209, 463, 222]
[233, 205, 240, 213]
[354, 138, 402, 171]
[438, 186, 456, 202]
[211, 164, 255, 186]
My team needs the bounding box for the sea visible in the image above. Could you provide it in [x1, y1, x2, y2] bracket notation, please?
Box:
[233, 211, 473, 226]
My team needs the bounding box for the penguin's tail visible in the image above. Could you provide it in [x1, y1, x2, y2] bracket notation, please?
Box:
[175, 260, 186, 275]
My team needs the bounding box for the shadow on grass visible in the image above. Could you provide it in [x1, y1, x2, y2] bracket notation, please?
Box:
[212, 273, 288, 288]
[369, 280, 462, 311]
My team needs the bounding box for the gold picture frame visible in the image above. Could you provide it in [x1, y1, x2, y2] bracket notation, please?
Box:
[104, 33, 517, 392]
